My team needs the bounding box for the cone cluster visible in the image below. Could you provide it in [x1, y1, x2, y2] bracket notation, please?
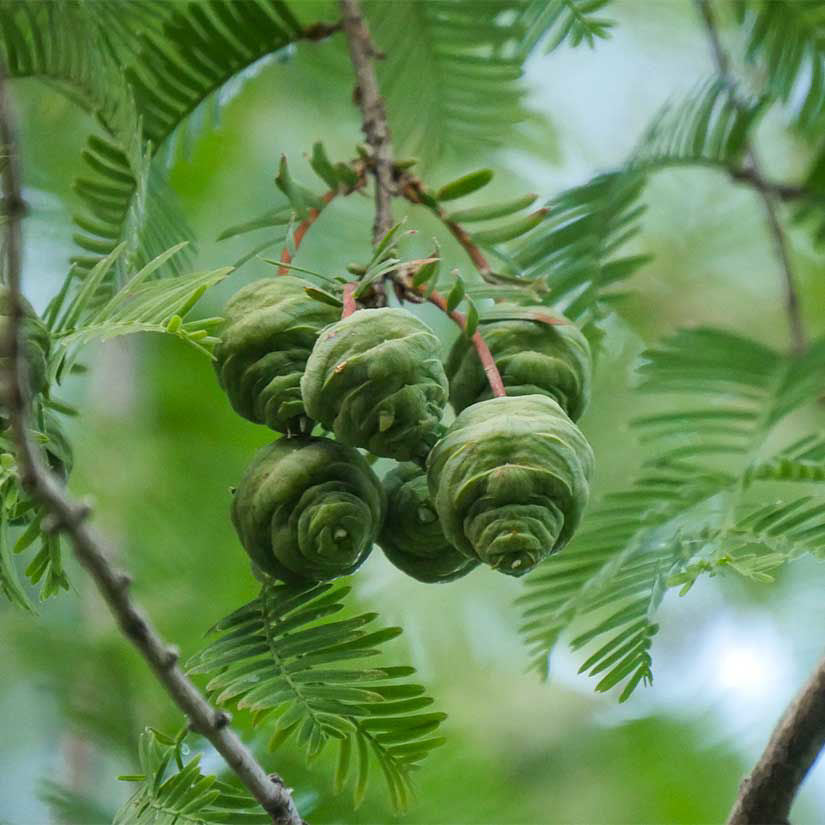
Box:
[217, 277, 594, 584]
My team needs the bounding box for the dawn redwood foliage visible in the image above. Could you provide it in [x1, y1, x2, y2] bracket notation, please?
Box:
[3, 1, 825, 822]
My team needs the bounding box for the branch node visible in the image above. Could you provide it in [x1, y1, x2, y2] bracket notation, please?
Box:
[114, 570, 133, 591]
[162, 645, 180, 669]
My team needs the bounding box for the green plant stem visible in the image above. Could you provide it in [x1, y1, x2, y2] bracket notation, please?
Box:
[696, 0, 806, 354]
[0, 63, 303, 825]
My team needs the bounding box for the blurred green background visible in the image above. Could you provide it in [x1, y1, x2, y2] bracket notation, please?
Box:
[3, 1, 825, 822]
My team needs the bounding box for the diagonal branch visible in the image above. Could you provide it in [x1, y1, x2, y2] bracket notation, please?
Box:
[0, 64, 302, 825]
[339, 0, 395, 245]
[728, 652, 825, 825]
[696, 0, 806, 354]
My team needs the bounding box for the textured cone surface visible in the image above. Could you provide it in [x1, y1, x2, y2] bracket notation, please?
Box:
[301, 308, 449, 461]
[0, 287, 51, 397]
[446, 310, 591, 421]
[214, 276, 339, 432]
[379, 462, 478, 583]
[427, 395, 594, 577]
[231, 437, 385, 582]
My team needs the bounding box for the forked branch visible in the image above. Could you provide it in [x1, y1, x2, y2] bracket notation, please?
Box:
[0, 64, 302, 825]
[696, 0, 806, 354]
[692, 6, 821, 820]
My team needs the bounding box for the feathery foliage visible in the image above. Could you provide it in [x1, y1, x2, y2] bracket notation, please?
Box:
[0, 1, 325, 301]
[48, 244, 232, 369]
[40, 781, 114, 825]
[187, 580, 446, 812]
[0, 406, 73, 607]
[123, 0, 305, 151]
[631, 78, 762, 171]
[0, 0, 189, 285]
[71, 107, 195, 289]
[520, 327, 825, 699]
[368, 1, 536, 162]
[490, 79, 763, 322]
[0, 0, 163, 96]
[0, 244, 230, 612]
[518, 0, 613, 52]
[45, 244, 231, 374]
[736, 0, 825, 133]
[114, 729, 272, 825]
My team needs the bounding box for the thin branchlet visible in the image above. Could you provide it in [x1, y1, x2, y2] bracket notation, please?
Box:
[693, 10, 819, 818]
[695, 0, 806, 355]
[0, 63, 302, 825]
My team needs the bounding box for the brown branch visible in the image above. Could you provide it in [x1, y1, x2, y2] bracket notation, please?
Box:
[728, 653, 825, 825]
[278, 189, 337, 275]
[301, 20, 344, 42]
[696, 0, 806, 354]
[339, 0, 394, 246]
[420, 287, 506, 398]
[728, 168, 812, 203]
[0, 65, 303, 825]
[443, 218, 493, 279]
[749, 164, 807, 354]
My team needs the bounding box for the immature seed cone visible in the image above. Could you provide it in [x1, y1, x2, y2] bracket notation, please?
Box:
[446, 310, 591, 421]
[0, 287, 51, 397]
[231, 437, 385, 582]
[301, 308, 449, 461]
[379, 463, 478, 583]
[427, 394, 594, 577]
[214, 276, 339, 432]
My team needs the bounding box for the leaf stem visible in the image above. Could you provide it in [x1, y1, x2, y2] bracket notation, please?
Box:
[420, 287, 506, 398]
[400, 176, 495, 281]
[0, 63, 303, 825]
[278, 189, 338, 275]
[341, 282, 358, 318]
[696, 0, 806, 354]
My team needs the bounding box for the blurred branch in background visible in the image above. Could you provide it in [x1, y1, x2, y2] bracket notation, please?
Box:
[0, 61, 303, 825]
[693, 2, 825, 820]
[728, 653, 825, 825]
[696, 0, 806, 354]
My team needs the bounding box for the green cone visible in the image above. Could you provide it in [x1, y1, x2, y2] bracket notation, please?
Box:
[427, 395, 594, 577]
